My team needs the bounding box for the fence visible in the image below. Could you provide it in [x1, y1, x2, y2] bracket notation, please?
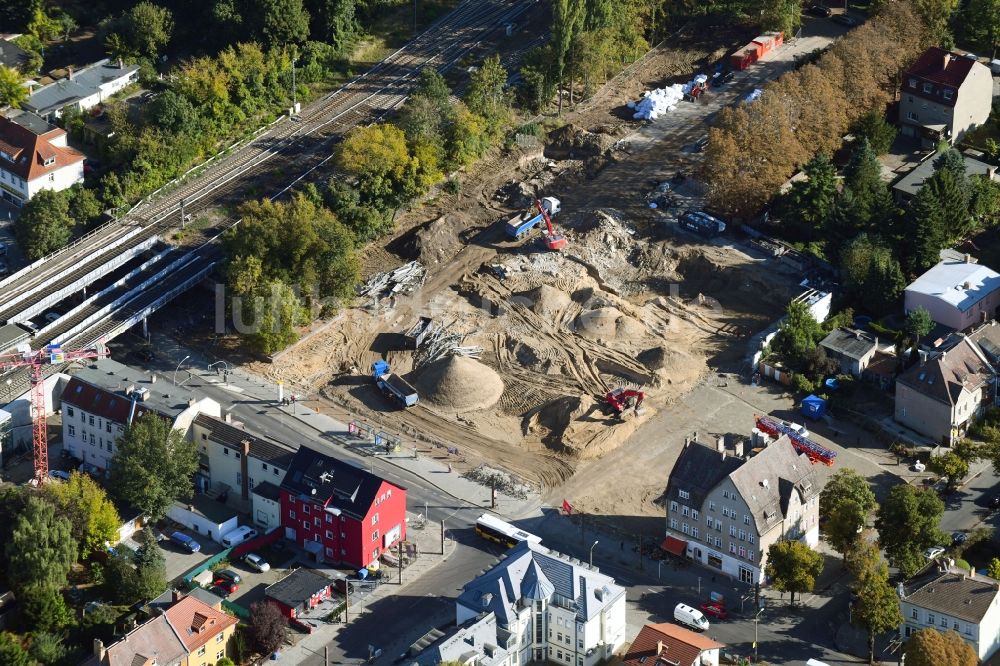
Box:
[231, 527, 282, 559]
[181, 547, 234, 585]
[222, 599, 250, 620]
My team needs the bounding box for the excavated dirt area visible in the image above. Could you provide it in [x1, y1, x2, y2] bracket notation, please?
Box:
[245, 28, 803, 490]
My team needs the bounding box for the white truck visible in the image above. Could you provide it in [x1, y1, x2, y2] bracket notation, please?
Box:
[673, 603, 710, 631]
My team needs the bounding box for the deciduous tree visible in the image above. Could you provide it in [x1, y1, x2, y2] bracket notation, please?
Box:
[905, 306, 933, 344]
[904, 627, 977, 666]
[848, 540, 903, 664]
[875, 485, 947, 577]
[120, 1, 174, 59]
[987, 557, 1000, 580]
[0, 632, 32, 666]
[0, 65, 27, 108]
[928, 452, 969, 491]
[42, 471, 120, 560]
[465, 54, 510, 134]
[249, 600, 288, 658]
[257, 0, 311, 45]
[765, 539, 824, 605]
[108, 413, 199, 521]
[14, 189, 74, 261]
[820, 468, 878, 519]
[825, 499, 867, 561]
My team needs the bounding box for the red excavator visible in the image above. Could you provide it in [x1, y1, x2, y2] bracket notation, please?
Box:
[536, 199, 568, 251]
[604, 387, 645, 421]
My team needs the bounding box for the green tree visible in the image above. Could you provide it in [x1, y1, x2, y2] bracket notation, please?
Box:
[118, 1, 174, 59]
[132, 527, 166, 601]
[855, 110, 898, 155]
[841, 138, 894, 234]
[257, 0, 311, 45]
[69, 186, 104, 227]
[42, 471, 120, 560]
[875, 485, 947, 577]
[905, 306, 933, 343]
[907, 185, 947, 273]
[925, 168, 972, 241]
[337, 123, 418, 210]
[840, 235, 906, 316]
[960, 0, 1000, 57]
[29, 630, 67, 665]
[820, 468, 877, 519]
[914, 0, 960, 46]
[465, 54, 509, 133]
[519, 44, 558, 112]
[108, 413, 199, 521]
[103, 551, 139, 604]
[770, 300, 824, 367]
[399, 68, 453, 146]
[216, 658, 237, 666]
[552, 0, 585, 113]
[147, 89, 198, 135]
[987, 557, 1000, 579]
[315, 0, 356, 52]
[848, 540, 903, 664]
[778, 153, 838, 240]
[14, 189, 74, 261]
[928, 452, 969, 490]
[825, 499, 867, 561]
[969, 174, 1000, 229]
[20, 584, 71, 632]
[249, 600, 288, 657]
[6, 497, 76, 592]
[0, 633, 32, 666]
[904, 627, 977, 666]
[0, 65, 27, 108]
[238, 279, 306, 355]
[765, 539, 824, 605]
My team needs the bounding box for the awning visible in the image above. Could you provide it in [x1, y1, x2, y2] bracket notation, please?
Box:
[660, 535, 688, 557]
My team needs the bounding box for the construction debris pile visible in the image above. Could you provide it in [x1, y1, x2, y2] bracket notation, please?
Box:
[461, 465, 532, 499]
[357, 260, 426, 309]
[413, 324, 482, 369]
[628, 85, 684, 120]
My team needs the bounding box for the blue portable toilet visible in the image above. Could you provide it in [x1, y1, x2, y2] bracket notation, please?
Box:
[801, 394, 827, 420]
[824, 377, 840, 391]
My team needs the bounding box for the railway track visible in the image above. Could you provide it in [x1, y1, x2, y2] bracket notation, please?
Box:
[0, 0, 533, 327]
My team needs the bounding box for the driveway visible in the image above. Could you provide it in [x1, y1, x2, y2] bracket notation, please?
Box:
[156, 527, 223, 582]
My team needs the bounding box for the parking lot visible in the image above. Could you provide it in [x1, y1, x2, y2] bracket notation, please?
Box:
[156, 526, 225, 582]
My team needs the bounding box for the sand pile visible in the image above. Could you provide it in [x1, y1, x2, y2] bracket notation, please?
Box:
[525, 393, 653, 459]
[575, 306, 646, 342]
[525, 284, 571, 319]
[415, 355, 505, 413]
[414, 213, 471, 265]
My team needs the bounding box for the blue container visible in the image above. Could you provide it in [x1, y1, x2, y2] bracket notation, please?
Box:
[800, 394, 827, 420]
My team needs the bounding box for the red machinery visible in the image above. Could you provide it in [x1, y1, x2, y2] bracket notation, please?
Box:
[0, 343, 108, 483]
[755, 414, 836, 466]
[535, 199, 567, 251]
[605, 388, 645, 419]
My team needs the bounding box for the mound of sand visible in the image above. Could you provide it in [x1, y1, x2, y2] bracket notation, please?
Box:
[525, 284, 571, 319]
[575, 306, 646, 342]
[415, 356, 505, 413]
[524, 393, 653, 459]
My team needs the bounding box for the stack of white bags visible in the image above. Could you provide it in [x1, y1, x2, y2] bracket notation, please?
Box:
[627, 84, 684, 120]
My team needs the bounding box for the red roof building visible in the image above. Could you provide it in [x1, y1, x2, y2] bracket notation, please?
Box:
[899, 47, 993, 146]
[0, 111, 84, 207]
[623, 622, 725, 666]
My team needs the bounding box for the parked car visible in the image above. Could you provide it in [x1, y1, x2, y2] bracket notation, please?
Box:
[169, 531, 201, 553]
[212, 579, 239, 594]
[209, 584, 233, 599]
[923, 545, 946, 560]
[48, 470, 71, 481]
[808, 4, 832, 17]
[215, 569, 242, 585]
[831, 13, 857, 25]
[952, 531, 968, 546]
[221, 525, 257, 548]
[243, 553, 271, 572]
[44, 311, 61, 324]
[674, 603, 710, 631]
[700, 602, 728, 620]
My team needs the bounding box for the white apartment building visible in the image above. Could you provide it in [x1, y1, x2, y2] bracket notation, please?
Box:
[455, 540, 627, 666]
[0, 111, 83, 206]
[23, 58, 140, 121]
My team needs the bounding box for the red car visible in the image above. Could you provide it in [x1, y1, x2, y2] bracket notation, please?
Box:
[700, 602, 728, 620]
[213, 579, 239, 594]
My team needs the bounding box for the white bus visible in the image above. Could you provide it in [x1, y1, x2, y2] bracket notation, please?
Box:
[475, 514, 542, 549]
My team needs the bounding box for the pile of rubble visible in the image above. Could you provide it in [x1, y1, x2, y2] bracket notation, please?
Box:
[357, 261, 426, 309]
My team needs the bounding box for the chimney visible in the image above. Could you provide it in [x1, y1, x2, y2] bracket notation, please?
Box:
[172, 589, 183, 602]
[67, 66, 74, 80]
[188, 398, 197, 408]
[920, 350, 928, 366]
[988, 167, 997, 182]
[855, 330, 862, 340]
[118, 58, 123, 69]
[966, 253, 974, 263]
[717, 436, 726, 457]
[684, 436, 691, 448]
[734, 440, 745, 458]
[656, 641, 664, 656]
[964, 281, 972, 290]
[943, 52, 952, 69]
[93, 639, 106, 661]
[224, 412, 232, 423]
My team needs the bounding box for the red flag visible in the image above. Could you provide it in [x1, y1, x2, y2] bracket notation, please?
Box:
[562, 499, 573, 515]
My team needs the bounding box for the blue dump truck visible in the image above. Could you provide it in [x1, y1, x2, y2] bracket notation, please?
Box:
[505, 196, 561, 239]
[372, 360, 419, 408]
[678, 210, 726, 238]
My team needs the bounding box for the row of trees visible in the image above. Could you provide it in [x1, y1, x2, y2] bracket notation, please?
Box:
[705, 1, 930, 218]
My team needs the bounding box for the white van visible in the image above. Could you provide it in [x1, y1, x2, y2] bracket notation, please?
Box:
[673, 603, 710, 631]
[221, 525, 257, 548]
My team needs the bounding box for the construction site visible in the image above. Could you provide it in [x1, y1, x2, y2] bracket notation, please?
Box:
[232, 27, 823, 509]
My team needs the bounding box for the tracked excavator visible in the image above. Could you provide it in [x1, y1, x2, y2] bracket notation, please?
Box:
[604, 387, 646, 421]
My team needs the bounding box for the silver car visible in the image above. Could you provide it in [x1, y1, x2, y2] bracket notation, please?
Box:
[243, 552, 270, 572]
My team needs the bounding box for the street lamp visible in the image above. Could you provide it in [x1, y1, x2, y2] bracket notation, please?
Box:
[753, 603, 765, 662]
[173, 355, 191, 386]
[589, 540, 599, 568]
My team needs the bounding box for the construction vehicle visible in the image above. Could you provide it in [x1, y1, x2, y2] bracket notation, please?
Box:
[679, 210, 726, 238]
[604, 387, 645, 420]
[505, 196, 561, 239]
[755, 414, 836, 466]
[535, 199, 567, 251]
[371, 360, 418, 408]
[0, 342, 109, 483]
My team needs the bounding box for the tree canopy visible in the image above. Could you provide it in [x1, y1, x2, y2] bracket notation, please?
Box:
[765, 539, 824, 605]
[108, 413, 199, 521]
[5, 497, 76, 593]
[250, 600, 288, 658]
[904, 628, 977, 666]
[875, 485, 947, 577]
[848, 539, 902, 664]
[42, 471, 121, 560]
[0, 66, 27, 108]
[14, 189, 75, 261]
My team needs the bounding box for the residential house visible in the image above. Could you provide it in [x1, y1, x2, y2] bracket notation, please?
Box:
[904, 257, 1000, 331]
[819, 328, 879, 378]
[894, 337, 992, 444]
[58, 359, 220, 474]
[23, 58, 139, 121]
[405, 613, 513, 666]
[86, 593, 237, 666]
[455, 540, 627, 666]
[899, 47, 993, 146]
[663, 435, 820, 585]
[893, 153, 999, 205]
[265, 568, 334, 619]
[279, 444, 407, 568]
[623, 622, 725, 666]
[166, 495, 238, 544]
[898, 569, 1000, 662]
[191, 413, 294, 514]
[0, 110, 83, 206]
[0, 40, 30, 73]
[251, 480, 282, 532]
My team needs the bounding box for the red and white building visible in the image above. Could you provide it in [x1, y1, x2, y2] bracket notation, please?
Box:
[0, 111, 84, 207]
[279, 444, 406, 569]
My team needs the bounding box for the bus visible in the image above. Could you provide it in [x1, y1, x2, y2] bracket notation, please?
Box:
[475, 514, 542, 549]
